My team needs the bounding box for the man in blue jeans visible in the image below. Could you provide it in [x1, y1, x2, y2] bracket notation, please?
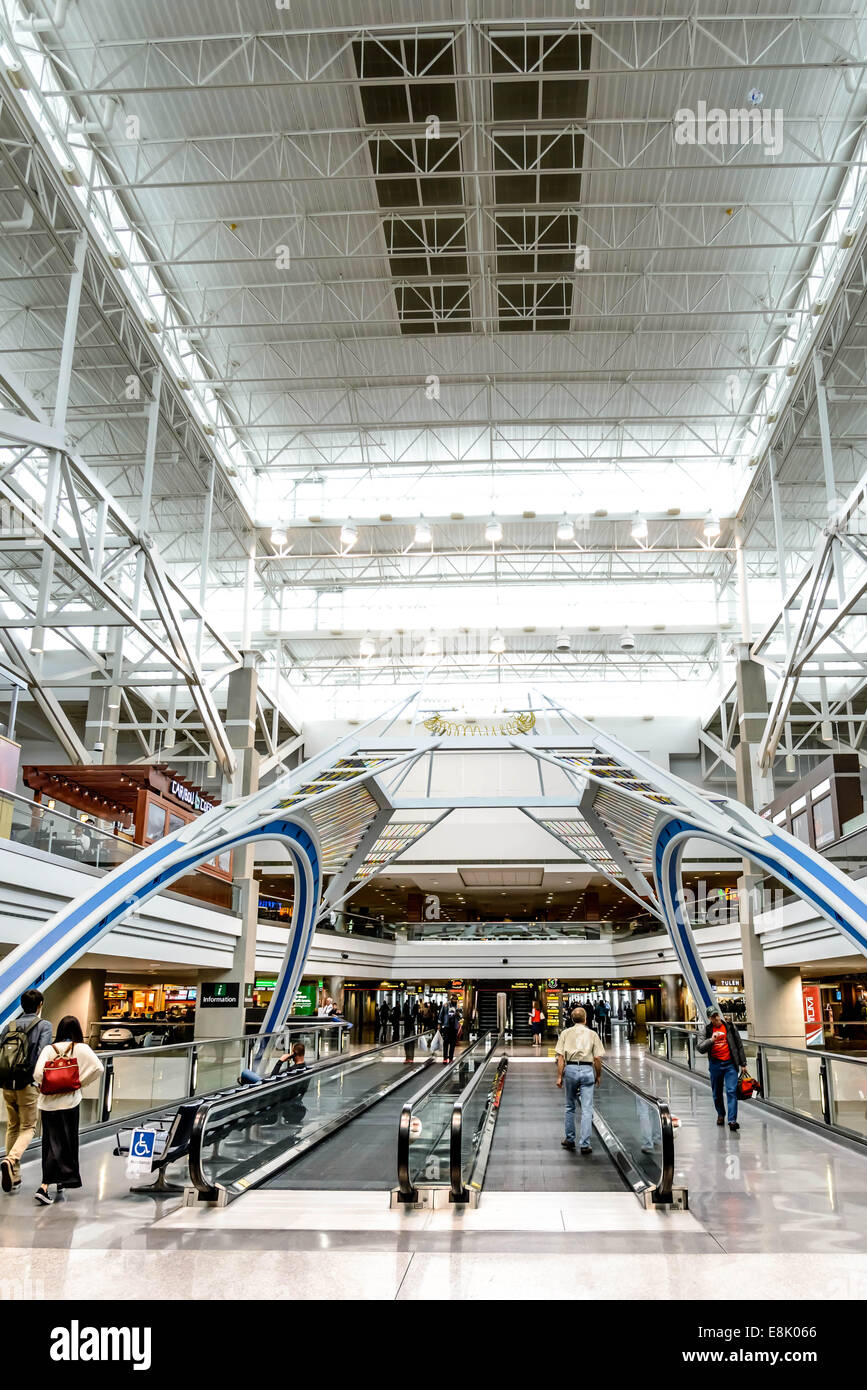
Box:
[555, 1007, 605, 1154]
[697, 1007, 747, 1131]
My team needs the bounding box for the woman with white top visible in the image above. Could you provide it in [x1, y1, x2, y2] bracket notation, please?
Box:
[32, 1014, 103, 1206]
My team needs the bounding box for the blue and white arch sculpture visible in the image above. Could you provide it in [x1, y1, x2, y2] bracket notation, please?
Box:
[4, 689, 867, 1036]
[0, 701, 426, 1036]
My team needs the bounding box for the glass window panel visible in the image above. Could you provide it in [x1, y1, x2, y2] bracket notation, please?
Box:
[146, 802, 166, 841]
[812, 796, 834, 848]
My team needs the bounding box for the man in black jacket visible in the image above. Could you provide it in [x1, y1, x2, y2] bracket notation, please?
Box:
[697, 1008, 747, 1131]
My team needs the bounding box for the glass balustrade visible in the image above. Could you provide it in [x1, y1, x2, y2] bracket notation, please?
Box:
[650, 1023, 867, 1149]
[110, 1046, 192, 1121]
[2, 790, 136, 869]
[593, 1066, 672, 1198]
[827, 1054, 867, 1139]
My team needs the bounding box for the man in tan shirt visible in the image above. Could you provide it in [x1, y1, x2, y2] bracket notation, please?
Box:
[555, 1006, 605, 1154]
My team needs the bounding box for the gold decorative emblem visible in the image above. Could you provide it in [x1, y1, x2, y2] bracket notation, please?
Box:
[423, 711, 536, 737]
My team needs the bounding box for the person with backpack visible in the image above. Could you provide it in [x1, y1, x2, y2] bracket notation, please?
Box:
[0, 988, 53, 1194]
[438, 994, 463, 1064]
[32, 1014, 103, 1205]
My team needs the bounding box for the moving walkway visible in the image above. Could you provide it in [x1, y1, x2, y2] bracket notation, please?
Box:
[183, 1035, 683, 1209]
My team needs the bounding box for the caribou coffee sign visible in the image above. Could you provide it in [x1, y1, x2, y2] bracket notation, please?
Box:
[169, 779, 215, 814]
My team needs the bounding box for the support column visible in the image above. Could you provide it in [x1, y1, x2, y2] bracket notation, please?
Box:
[660, 974, 683, 1021]
[42, 967, 106, 1046]
[734, 649, 804, 1046]
[327, 976, 345, 1013]
[84, 652, 121, 764]
[195, 654, 261, 1040]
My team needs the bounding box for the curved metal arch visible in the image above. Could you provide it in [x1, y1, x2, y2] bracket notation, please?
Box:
[0, 815, 321, 1035]
[653, 813, 867, 1018]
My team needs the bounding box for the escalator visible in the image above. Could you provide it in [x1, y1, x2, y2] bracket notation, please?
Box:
[477, 990, 500, 1033]
[510, 986, 533, 1044]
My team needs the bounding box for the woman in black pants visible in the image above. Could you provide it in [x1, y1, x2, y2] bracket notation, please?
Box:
[32, 1015, 104, 1206]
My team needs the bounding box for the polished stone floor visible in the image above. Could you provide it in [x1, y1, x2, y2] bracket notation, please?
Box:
[2, 1038, 866, 1300]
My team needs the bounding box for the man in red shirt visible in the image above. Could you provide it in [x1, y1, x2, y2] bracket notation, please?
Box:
[697, 1007, 747, 1131]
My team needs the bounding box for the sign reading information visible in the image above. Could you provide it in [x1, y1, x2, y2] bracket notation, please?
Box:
[200, 982, 240, 1008]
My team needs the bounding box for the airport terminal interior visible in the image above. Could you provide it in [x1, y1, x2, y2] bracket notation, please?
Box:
[2, 0, 867, 1306]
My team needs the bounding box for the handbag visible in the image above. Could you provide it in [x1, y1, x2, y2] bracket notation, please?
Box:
[430, 1030, 442, 1053]
[737, 1071, 759, 1100]
[39, 1042, 81, 1096]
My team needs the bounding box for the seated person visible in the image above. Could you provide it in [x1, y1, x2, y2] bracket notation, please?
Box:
[238, 1041, 308, 1086]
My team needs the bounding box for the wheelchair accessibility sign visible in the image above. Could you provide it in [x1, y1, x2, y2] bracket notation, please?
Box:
[126, 1128, 157, 1179]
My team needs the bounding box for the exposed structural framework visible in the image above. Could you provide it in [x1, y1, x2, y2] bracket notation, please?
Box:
[3, 694, 867, 1035]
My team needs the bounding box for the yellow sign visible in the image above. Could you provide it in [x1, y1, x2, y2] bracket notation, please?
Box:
[423, 711, 536, 737]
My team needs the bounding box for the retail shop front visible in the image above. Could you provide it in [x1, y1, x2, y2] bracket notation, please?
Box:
[91, 978, 198, 1048]
[21, 762, 232, 906]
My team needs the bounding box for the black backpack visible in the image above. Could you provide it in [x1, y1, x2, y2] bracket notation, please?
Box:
[0, 1019, 39, 1090]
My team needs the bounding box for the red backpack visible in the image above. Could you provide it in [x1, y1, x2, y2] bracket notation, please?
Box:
[39, 1042, 81, 1096]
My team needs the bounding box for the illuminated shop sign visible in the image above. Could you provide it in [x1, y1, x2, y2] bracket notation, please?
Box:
[170, 779, 215, 814]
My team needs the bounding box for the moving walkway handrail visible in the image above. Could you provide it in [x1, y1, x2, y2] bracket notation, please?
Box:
[397, 1032, 492, 1198]
[188, 1031, 434, 1199]
[449, 1038, 505, 1200]
[596, 1062, 675, 1204]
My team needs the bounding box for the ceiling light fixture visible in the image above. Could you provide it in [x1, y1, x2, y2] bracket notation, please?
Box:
[340, 521, 358, 549]
[270, 526, 288, 550]
[489, 630, 506, 655]
[423, 633, 442, 659]
[630, 516, 649, 544]
[555, 631, 571, 653]
[620, 629, 636, 652]
[359, 636, 377, 659]
[556, 515, 575, 543]
[413, 519, 432, 546]
[703, 516, 721, 542]
[485, 516, 503, 545]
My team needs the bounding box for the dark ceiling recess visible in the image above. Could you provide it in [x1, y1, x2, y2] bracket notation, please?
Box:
[490, 30, 592, 331]
[354, 32, 471, 335]
[353, 28, 591, 336]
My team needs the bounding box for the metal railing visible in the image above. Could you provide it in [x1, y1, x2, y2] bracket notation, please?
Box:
[647, 1022, 867, 1148]
[72, 1020, 351, 1134]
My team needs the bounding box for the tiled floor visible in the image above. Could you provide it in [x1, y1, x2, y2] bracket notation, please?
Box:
[3, 1038, 867, 1299]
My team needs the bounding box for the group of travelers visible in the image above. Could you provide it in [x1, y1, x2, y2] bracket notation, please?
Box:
[0, 988, 104, 1207]
[375, 994, 464, 1062]
[377, 995, 446, 1043]
[565, 996, 611, 1037]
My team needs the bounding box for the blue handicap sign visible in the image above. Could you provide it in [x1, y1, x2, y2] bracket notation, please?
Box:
[130, 1129, 156, 1160]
